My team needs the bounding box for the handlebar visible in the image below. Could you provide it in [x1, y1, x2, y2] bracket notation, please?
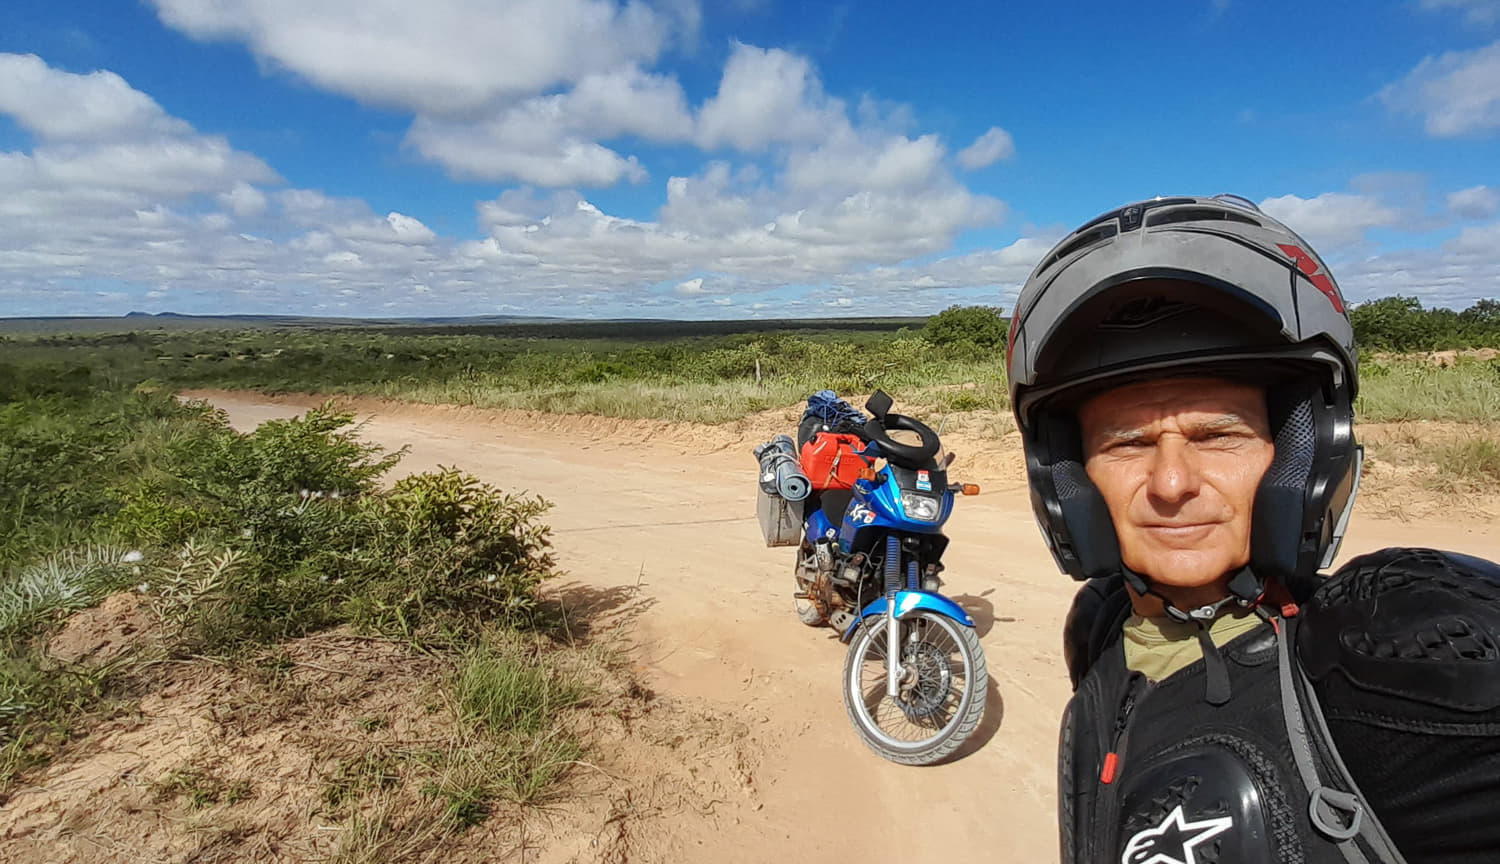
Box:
[862, 412, 941, 469]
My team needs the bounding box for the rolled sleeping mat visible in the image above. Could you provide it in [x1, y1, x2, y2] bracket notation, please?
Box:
[758, 450, 810, 501]
[772, 453, 811, 501]
[755, 435, 808, 499]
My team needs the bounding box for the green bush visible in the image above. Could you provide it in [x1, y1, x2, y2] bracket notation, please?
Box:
[342, 470, 555, 642]
[922, 305, 1009, 351]
[1351, 296, 1500, 351]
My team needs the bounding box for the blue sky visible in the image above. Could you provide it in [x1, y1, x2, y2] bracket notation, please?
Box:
[2, 0, 1498, 318]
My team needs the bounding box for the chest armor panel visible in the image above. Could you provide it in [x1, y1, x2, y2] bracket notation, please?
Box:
[1061, 624, 1371, 864]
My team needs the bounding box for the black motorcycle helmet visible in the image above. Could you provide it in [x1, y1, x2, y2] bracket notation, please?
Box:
[1007, 195, 1363, 607]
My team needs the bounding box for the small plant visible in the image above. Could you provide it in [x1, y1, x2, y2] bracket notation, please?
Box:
[146, 540, 243, 639]
[321, 750, 403, 811]
[454, 640, 581, 737]
[0, 545, 136, 640]
[329, 792, 450, 864]
[152, 766, 253, 809]
[342, 469, 556, 643]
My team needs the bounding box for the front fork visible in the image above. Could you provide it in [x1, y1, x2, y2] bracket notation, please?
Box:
[884, 535, 903, 698]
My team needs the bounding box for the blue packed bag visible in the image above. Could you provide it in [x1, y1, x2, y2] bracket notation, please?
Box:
[798, 390, 867, 447]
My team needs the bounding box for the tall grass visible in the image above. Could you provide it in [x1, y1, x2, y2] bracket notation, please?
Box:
[1356, 356, 1500, 423]
[1432, 437, 1500, 487]
[448, 636, 585, 806]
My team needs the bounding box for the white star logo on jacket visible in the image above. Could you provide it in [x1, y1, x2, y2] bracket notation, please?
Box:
[1121, 804, 1234, 864]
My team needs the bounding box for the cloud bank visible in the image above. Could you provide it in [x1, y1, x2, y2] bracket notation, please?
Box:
[3, 1, 1498, 318]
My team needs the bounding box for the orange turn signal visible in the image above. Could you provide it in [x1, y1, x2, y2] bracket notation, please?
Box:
[960, 484, 980, 496]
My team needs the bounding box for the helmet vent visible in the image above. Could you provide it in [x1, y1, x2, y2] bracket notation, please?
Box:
[1146, 207, 1261, 229]
[1038, 225, 1118, 274]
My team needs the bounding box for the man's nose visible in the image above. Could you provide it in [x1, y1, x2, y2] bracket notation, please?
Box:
[1146, 436, 1200, 503]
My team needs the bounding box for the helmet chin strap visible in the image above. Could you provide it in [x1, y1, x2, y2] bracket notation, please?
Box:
[1121, 565, 1263, 622]
[1121, 566, 1264, 706]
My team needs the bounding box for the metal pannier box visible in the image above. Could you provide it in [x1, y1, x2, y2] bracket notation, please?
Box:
[757, 485, 804, 547]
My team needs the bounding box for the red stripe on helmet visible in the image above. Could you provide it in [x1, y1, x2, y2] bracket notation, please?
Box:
[1277, 243, 1346, 313]
[1006, 310, 1020, 369]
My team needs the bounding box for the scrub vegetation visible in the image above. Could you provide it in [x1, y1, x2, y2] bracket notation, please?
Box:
[0, 348, 598, 855]
[4, 302, 1498, 425]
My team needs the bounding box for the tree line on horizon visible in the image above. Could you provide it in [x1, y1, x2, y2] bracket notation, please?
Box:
[923, 296, 1500, 354]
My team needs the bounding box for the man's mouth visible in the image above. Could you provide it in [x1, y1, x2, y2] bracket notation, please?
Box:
[1140, 522, 1221, 541]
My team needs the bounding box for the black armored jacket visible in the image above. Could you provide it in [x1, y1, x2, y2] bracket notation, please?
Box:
[1059, 548, 1500, 864]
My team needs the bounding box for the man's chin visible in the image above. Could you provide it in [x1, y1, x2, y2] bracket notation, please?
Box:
[1128, 549, 1240, 592]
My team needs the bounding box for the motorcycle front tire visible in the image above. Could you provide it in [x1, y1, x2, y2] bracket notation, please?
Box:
[841, 610, 987, 765]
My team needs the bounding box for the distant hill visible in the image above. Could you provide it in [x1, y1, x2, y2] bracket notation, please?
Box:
[0, 312, 930, 340]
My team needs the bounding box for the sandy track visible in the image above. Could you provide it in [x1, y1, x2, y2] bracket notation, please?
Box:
[195, 391, 1500, 864]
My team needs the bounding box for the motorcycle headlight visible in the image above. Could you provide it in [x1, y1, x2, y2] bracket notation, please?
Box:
[900, 491, 942, 522]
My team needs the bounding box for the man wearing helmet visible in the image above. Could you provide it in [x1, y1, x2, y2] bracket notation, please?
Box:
[1008, 196, 1500, 863]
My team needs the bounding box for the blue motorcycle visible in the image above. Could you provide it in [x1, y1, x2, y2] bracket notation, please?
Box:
[793, 391, 987, 765]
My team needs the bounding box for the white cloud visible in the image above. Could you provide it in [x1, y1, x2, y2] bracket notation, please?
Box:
[404, 66, 689, 185]
[696, 43, 846, 150]
[219, 182, 268, 217]
[1335, 219, 1500, 308]
[1448, 184, 1500, 219]
[20, 45, 1493, 319]
[408, 119, 647, 186]
[150, 1, 704, 188]
[148, 0, 679, 114]
[331, 212, 438, 247]
[783, 131, 946, 192]
[1381, 40, 1500, 137]
[384, 212, 436, 245]
[564, 66, 696, 140]
[1259, 192, 1400, 249]
[0, 49, 1015, 318]
[0, 53, 189, 140]
[956, 126, 1015, 169]
[0, 53, 278, 209]
[0, 55, 280, 298]
[0, 55, 462, 316]
[1420, 0, 1500, 25]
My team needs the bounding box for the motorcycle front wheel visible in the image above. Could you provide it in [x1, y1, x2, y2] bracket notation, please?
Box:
[842, 609, 987, 765]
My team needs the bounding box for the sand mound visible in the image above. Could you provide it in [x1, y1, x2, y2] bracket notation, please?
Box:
[3, 621, 770, 864]
[47, 591, 154, 665]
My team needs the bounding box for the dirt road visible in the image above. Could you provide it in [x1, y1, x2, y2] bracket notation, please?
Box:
[200, 392, 1500, 863]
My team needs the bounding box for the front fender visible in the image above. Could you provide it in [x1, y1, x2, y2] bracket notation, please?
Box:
[840, 590, 976, 643]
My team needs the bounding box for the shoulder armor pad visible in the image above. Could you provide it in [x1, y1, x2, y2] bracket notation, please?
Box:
[1064, 574, 1131, 689]
[1298, 547, 1500, 713]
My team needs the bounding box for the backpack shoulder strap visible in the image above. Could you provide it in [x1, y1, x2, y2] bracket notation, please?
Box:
[1275, 615, 1409, 864]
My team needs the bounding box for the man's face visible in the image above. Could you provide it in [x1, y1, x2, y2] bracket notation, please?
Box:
[1079, 377, 1275, 594]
